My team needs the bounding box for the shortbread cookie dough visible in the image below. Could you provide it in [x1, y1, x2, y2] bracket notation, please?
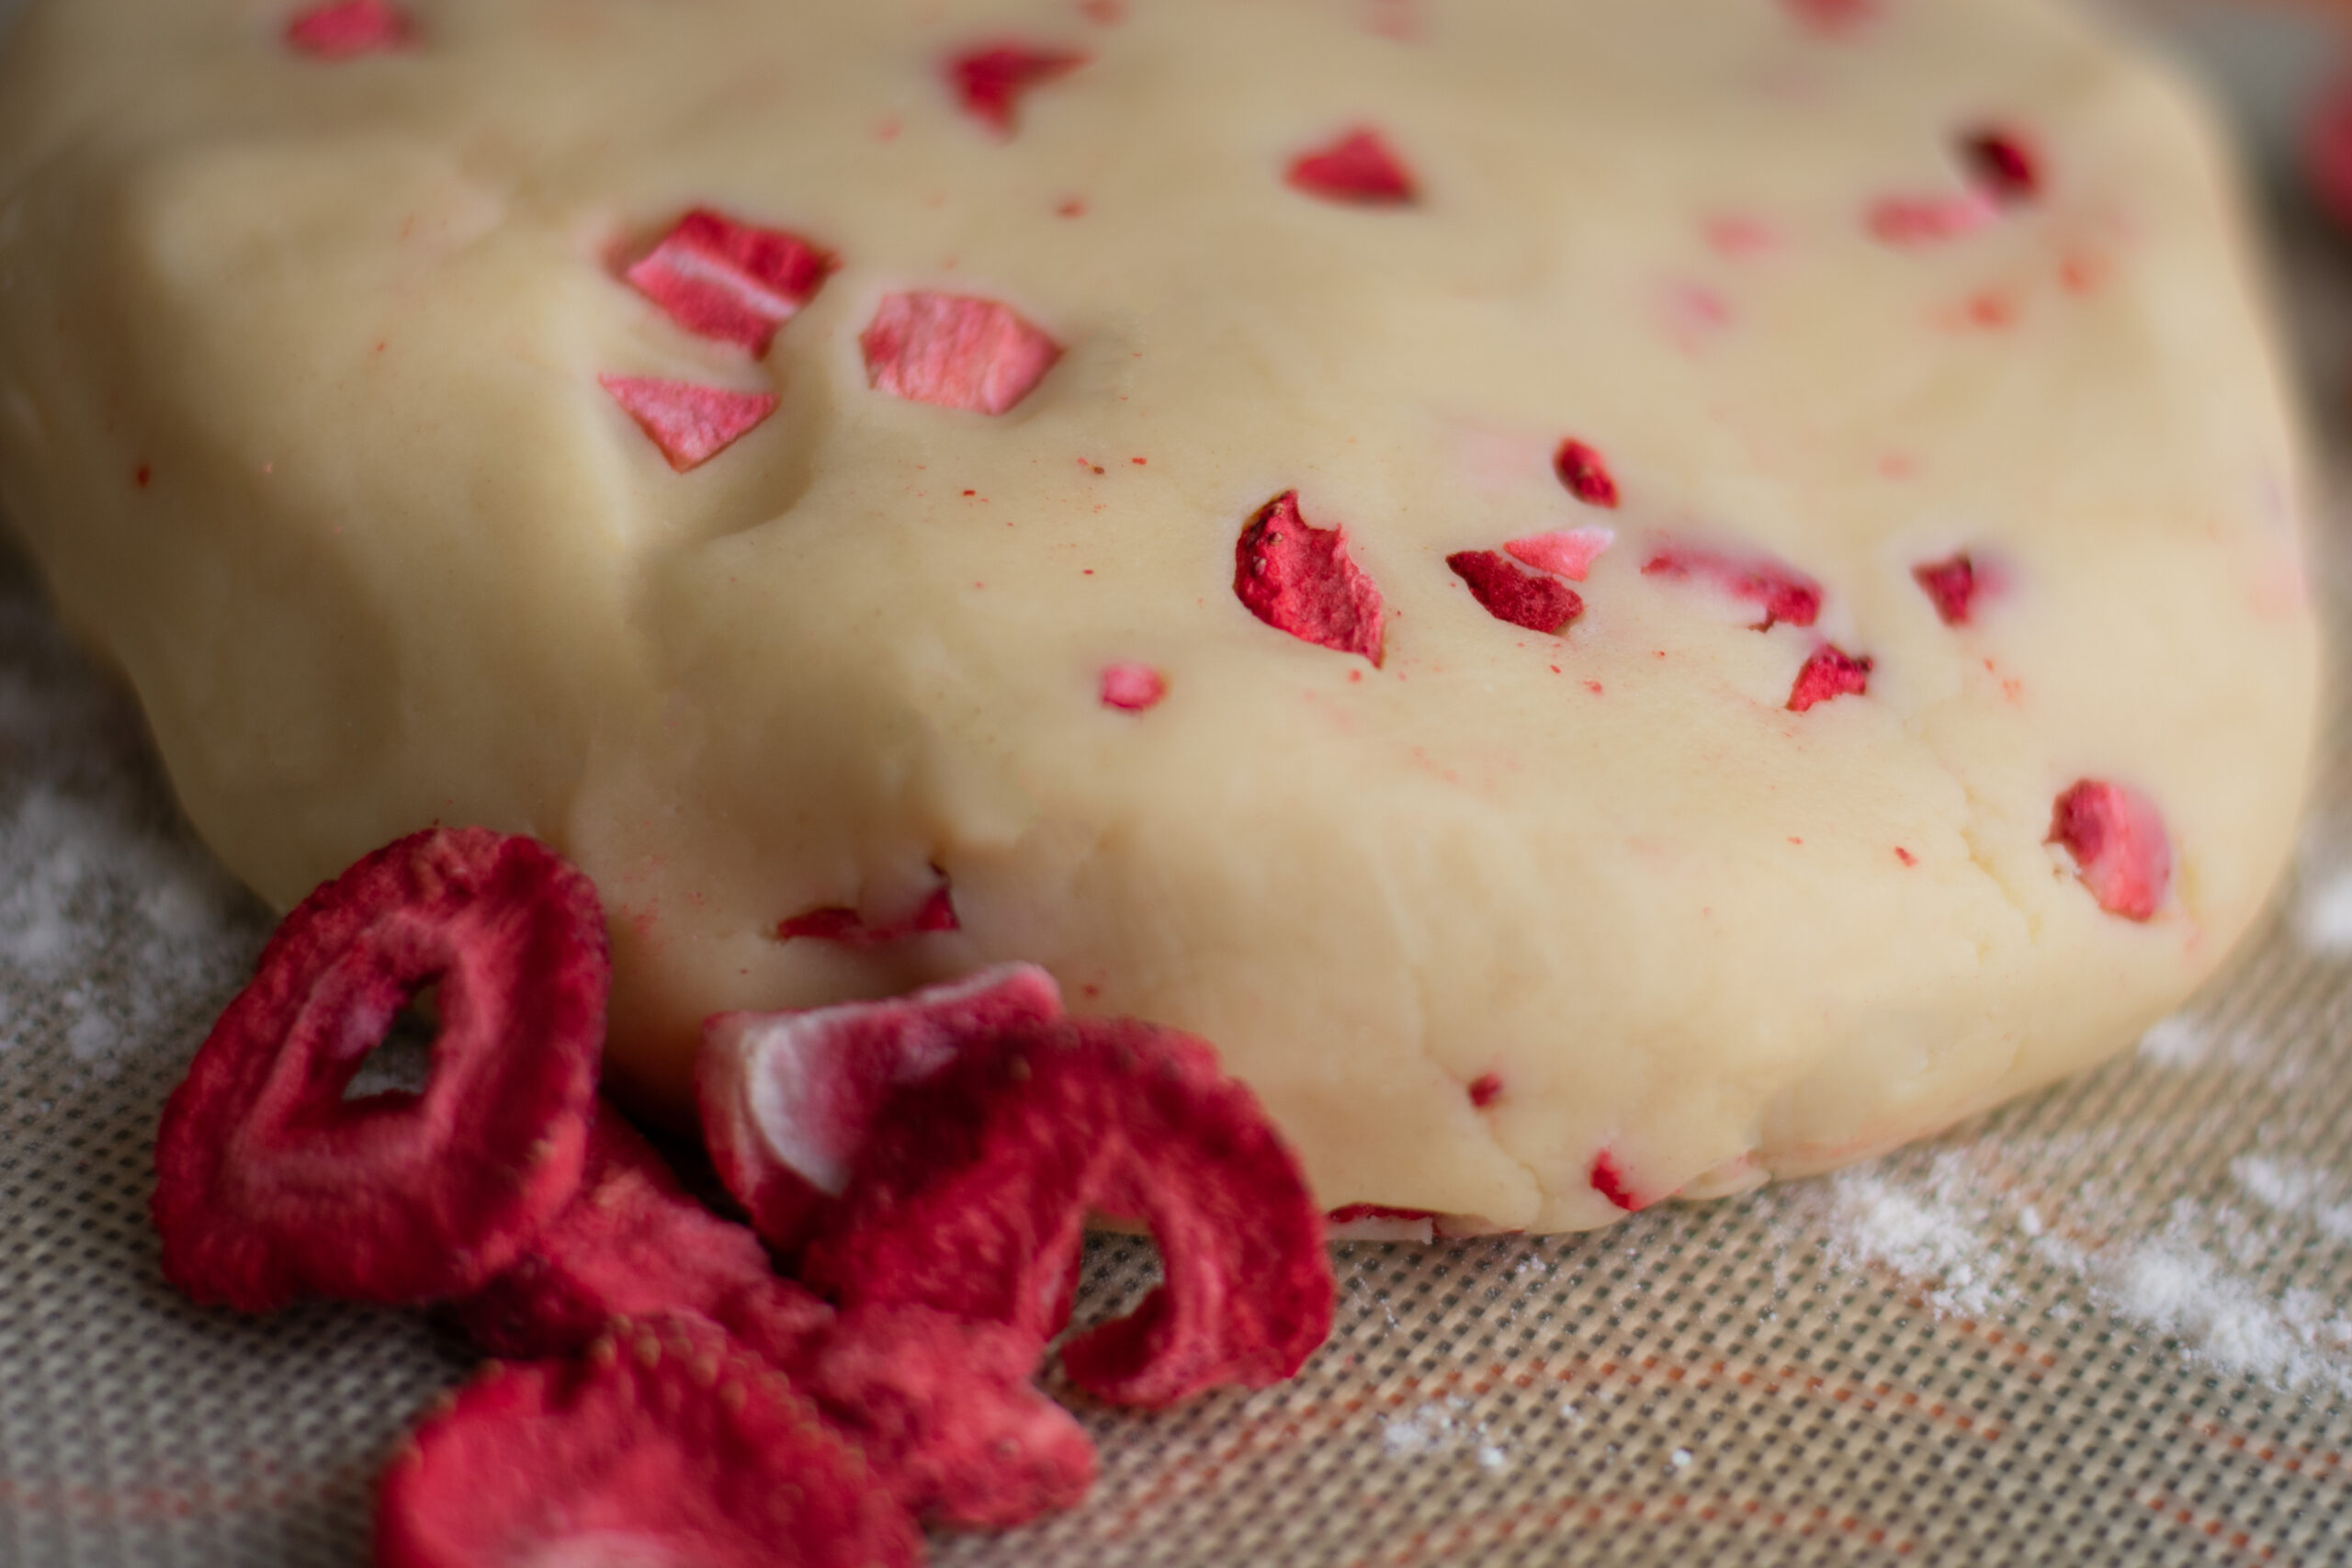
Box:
[0, 0, 2317, 1232]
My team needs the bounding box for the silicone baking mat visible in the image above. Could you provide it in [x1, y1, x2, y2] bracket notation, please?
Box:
[6, 4, 2352, 1563]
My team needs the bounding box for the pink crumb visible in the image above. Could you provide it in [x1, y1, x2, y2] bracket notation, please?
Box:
[284, 0, 410, 58]
[947, 44, 1090, 137]
[861, 292, 1061, 416]
[1912, 552, 1983, 626]
[1787, 646, 1872, 712]
[598, 377, 777, 471]
[1589, 1153, 1642, 1213]
[1552, 439, 1621, 509]
[1894, 847, 1917, 867]
[1705, 214, 1781, 258]
[1233, 491, 1386, 665]
[1286, 129, 1418, 206]
[1505, 526, 1613, 582]
[1642, 544, 1822, 630]
[622, 210, 834, 357]
[1467, 1074, 1503, 1109]
[2048, 780, 2171, 922]
[1099, 662, 1166, 712]
[777, 884, 959, 947]
[1782, 0, 1877, 35]
[1867, 191, 2000, 246]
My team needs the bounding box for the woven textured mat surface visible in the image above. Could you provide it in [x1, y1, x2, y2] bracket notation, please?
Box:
[7, 6, 2352, 1564]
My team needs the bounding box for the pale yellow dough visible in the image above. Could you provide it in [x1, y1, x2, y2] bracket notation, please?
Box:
[0, 0, 2317, 1232]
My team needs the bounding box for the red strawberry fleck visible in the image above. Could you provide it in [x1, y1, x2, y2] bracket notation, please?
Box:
[2048, 780, 2170, 922]
[949, 44, 1089, 137]
[2307, 72, 2352, 233]
[599, 376, 777, 471]
[1964, 128, 2041, 203]
[1553, 438, 1621, 508]
[1782, 0, 1876, 36]
[1467, 1073, 1504, 1108]
[698, 964, 1064, 1258]
[1506, 526, 1613, 582]
[284, 0, 410, 59]
[1286, 129, 1418, 206]
[1589, 1152, 1643, 1212]
[1788, 646, 1872, 711]
[1867, 191, 2000, 246]
[374, 1314, 922, 1568]
[1447, 550, 1584, 636]
[623, 210, 834, 356]
[1100, 661, 1167, 711]
[860, 291, 1062, 416]
[1912, 552, 1982, 626]
[1234, 491, 1385, 665]
[1642, 544, 1823, 630]
[150, 829, 606, 1313]
[775, 879, 959, 948]
[802, 1016, 1336, 1410]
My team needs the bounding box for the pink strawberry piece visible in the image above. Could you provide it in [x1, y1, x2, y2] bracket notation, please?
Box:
[151, 829, 605, 1313]
[1787, 645, 1872, 712]
[1100, 661, 1167, 712]
[375, 1314, 922, 1568]
[1326, 1203, 1437, 1243]
[2307, 72, 2352, 233]
[1963, 128, 2041, 204]
[453, 1106, 832, 1364]
[1642, 543, 1823, 629]
[1912, 552, 1982, 626]
[1867, 191, 2001, 246]
[1553, 438, 1621, 509]
[800, 1305, 1098, 1529]
[284, 0, 410, 59]
[1589, 1153, 1643, 1213]
[1467, 1073, 1503, 1108]
[1234, 491, 1386, 665]
[1506, 526, 1613, 582]
[599, 376, 777, 471]
[2048, 780, 2171, 922]
[802, 1016, 1335, 1409]
[1286, 128, 1418, 205]
[623, 210, 834, 356]
[861, 291, 1062, 416]
[699, 964, 1064, 1258]
[949, 44, 1090, 137]
[774, 880, 959, 948]
[1783, 0, 1876, 35]
[1447, 550, 1584, 636]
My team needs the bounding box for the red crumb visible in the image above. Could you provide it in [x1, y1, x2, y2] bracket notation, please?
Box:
[622, 209, 834, 356]
[1895, 847, 1917, 867]
[1589, 1153, 1643, 1212]
[1553, 437, 1621, 508]
[284, 0, 410, 59]
[599, 376, 777, 471]
[948, 44, 1089, 137]
[1782, 0, 1876, 35]
[1506, 525, 1614, 582]
[1286, 128, 1418, 205]
[775, 881, 958, 947]
[1912, 552, 1983, 626]
[1787, 646, 1872, 711]
[2048, 780, 2171, 922]
[1642, 543, 1823, 629]
[1100, 662, 1167, 712]
[133, 464, 152, 489]
[860, 291, 1061, 416]
[1080, 0, 1125, 20]
[1234, 491, 1386, 665]
[150, 829, 606, 1313]
[1867, 191, 1999, 246]
[1056, 197, 1089, 219]
[1467, 1073, 1504, 1109]
[1962, 128, 2041, 203]
[1447, 550, 1585, 635]
[375, 1314, 921, 1568]
[2307, 72, 2352, 233]
[1585, 681, 1604, 695]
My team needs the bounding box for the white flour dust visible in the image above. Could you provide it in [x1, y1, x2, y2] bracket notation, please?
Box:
[1382, 1398, 1510, 1473]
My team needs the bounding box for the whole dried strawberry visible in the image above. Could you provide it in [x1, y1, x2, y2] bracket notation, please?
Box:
[152, 828, 606, 1312]
[376, 1314, 921, 1568]
[802, 1016, 1335, 1410]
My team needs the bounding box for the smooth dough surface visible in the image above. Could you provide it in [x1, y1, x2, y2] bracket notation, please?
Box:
[0, 0, 2318, 1232]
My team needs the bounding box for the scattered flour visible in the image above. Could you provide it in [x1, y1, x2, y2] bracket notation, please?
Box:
[2230, 1155, 2352, 1247]
[1381, 1398, 1511, 1473]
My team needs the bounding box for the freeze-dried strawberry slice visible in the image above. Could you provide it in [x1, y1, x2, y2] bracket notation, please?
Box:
[1963, 128, 2041, 204]
[1287, 129, 1418, 205]
[1235, 491, 1385, 665]
[1100, 661, 1167, 712]
[861, 291, 1061, 416]
[802, 1305, 1097, 1529]
[599, 376, 777, 471]
[1447, 549, 1585, 636]
[284, 0, 410, 59]
[454, 1107, 831, 1363]
[2049, 780, 2170, 921]
[1506, 526, 1613, 582]
[623, 210, 834, 356]
[1787, 646, 1871, 711]
[376, 1314, 921, 1568]
[1913, 552, 1983, 626]
[699, 964, 1065, 1258]
[152, 829, 605, 1313]
[949, 44, 1090, 137]
[1553, 438, 1621, 509]
[775, 880, 959, 947]
[803, 1016, 1334, 1409]
[1643, 543, 1822, 629]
